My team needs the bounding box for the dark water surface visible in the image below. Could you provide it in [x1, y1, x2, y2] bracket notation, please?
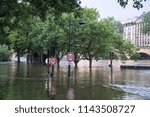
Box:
[0, 60, 149, 100]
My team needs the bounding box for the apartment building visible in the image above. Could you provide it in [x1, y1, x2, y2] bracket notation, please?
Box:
[123, 12, 150, 47]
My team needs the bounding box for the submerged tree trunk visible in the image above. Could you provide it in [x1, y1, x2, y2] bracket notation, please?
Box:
[36, 53, 43, 64]
[89, 58, 92, 68]
[40, 54, 43, 64]
[74, 52, 80, 69]
[17, 51, 20, 63]
[74, 62, 78, 69]
[56, 56, 60, 68]
[74, 67, 79, 77]
[27, 54, 30, 63]
[56, 54, 63, 68]
[30, 53, 33, 63]
[89, 66, 92, 77]
[74, 55, 78, 68]
[57, 58, 60, 68]
[27, 50, 31, 64]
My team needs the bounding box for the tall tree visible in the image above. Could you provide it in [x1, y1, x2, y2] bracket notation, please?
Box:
[59, 8, 138, 68]
[0, 0, 80, 47]
[8, 30, 26, 63]
[69, 8, 101, 68]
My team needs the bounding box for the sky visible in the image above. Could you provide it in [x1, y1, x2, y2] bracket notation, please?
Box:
[81, 0, 150, 21]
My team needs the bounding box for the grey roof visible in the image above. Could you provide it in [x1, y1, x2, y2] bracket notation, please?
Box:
[137, 11, 150, 20]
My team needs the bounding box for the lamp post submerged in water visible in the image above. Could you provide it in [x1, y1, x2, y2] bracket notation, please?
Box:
[67, 1, 86, 78]
[109, 52, 113, 83]
[67, 18, 86, 78]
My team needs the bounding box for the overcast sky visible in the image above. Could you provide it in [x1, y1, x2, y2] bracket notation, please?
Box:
[81, 0, 150, 21]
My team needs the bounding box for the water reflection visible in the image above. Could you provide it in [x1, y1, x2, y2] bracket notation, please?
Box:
[0, 63, 47, 100]
[46, 77, 57, 100]
[0, 61, 150, 100]
[46, 65, 57, 100]
[67, 78, 75, 100]
[109, 74, 114, 84]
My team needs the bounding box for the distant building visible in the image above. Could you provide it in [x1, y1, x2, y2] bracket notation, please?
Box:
[122, 12, 150, 47]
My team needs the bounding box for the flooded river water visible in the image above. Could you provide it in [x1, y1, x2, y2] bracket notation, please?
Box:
[0, 60, 150, 100]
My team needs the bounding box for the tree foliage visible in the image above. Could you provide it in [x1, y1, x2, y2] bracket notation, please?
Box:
[60, 8, 138, 67]
[118, 0, 147, 10]
[0, 45, 11, 61]
[0, 0, 80, 47]
[0, 1, 139, 66]
[0, 0, 147, 47]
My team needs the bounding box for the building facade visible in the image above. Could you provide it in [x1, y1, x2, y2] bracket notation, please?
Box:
[123, 12, 150, 48]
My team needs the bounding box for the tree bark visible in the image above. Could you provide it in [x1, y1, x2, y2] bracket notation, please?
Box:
[74, 53, 79, 68]
[17, 51, 20, 63]
[89, 58, 92, 68]
[56, 57, 60, 68]
[74, 67, 79, 77]
[74, 61, 78, 69]
[40, 54, 43, 64]
[57, 59, 60, 68]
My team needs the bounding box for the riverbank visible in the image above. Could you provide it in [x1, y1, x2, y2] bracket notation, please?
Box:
[120, 60, 150, 69]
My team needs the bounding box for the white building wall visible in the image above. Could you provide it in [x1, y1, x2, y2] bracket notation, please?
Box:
[123, 15, 150, 48]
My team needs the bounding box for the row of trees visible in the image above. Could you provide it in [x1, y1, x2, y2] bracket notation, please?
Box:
[0, 0, 149, 67]
[0, 0, 148, 41]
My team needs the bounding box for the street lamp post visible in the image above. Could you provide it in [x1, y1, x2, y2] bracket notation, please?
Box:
[47, 49, 50, 76]
[68, 0, 86, 78]
[109, 52, 113, 83]
[68, 14, 72, 78]
[68, 16, 86, 78]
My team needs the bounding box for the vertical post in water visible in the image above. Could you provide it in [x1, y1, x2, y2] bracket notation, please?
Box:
[47, 49, 50, 76]
[51, 47, 55, 78]
[109, 52, 113, 83]
[68, 14, 71, 78]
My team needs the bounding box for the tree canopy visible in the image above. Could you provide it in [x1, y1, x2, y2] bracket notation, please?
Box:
[118, 0, 147, 10]
[0, 0, 140, 64]
[57, 8, 138, 67]
[0, 0, 80, 45]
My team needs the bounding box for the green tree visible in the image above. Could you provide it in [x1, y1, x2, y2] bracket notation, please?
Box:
[8, 3, 34, 63]
[1, 0, 147, 47]
[0, 45, 11, 61]
[111, 34, 139, 60]
[59, 10, 88, 68]
[59, 8, 139, 68]
[81, 22, 112, 68]
[8, 30, 26, 63]
[21, 11, 66, 65]
[0, 0, 80, 51]
[8, 6, 66, 64]
[74, 9, 113, 68]
[26, 17, 46, 63]
[79, 8, 138, 68]
[71, 8, 111, 68]
[114, 20, 124, 35]
[62, 8, 101, 68]
[41, 15, 66, 66]
[0, 0, 80, 31]
[1, 1, 141, 65]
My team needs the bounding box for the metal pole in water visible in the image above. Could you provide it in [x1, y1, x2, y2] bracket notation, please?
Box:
[47, 49, 50, 76]
[109, 52, 113, 83]
[68, 14, 71, 78]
